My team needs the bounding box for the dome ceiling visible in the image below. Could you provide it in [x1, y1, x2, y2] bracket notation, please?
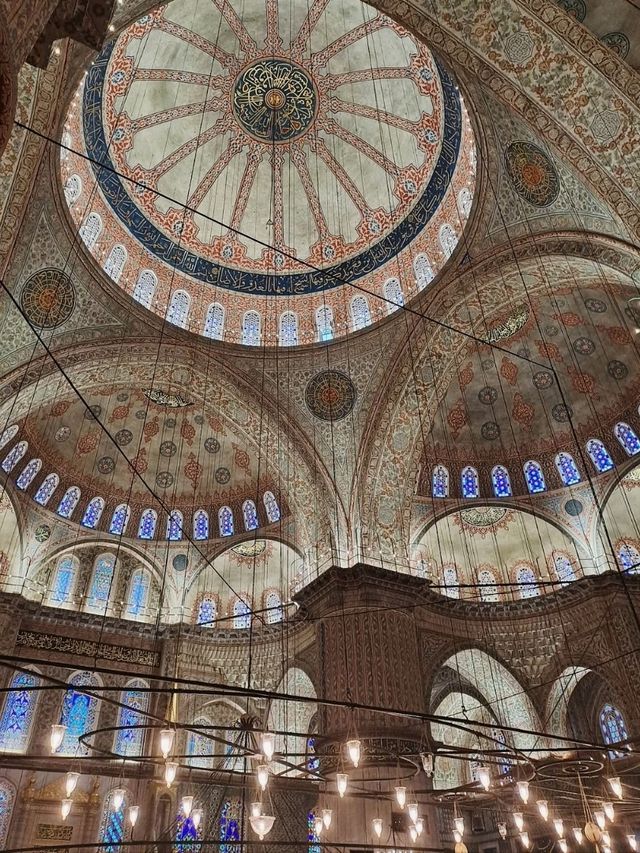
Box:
[61, 0, 476, 345]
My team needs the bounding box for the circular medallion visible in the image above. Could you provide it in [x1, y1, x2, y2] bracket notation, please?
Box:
[564, 499, 583, 517]
[173, 553, 188, 571]
[135, 409, 147, 419]
[557, 0, 586, 19]
[215, 467, 231, 484]
[97, 456, 115, 474]
[232, 58, 317, 143]
[205, 437, 220, 454]
[305, 370, 356, 421]
[156, 471, 174, 488]
[504, 141, 560, 207]
[20, 269, 75, 329]
[55, 426, 70, 442]
[533, 371, 554, 390]
[584, 298, 607, 313]
[194, 414, 205, 425]
[504, 32, 535, 64]
[165, 418, 177, 429]
[544, 324, 559, 337]
[572, 336, 595, 356]
[478, 386, 498, 406]
[552, 403, 573, 423]
[84, 405, 102, 420]
[233, 540, 267, 557]
[116, 391, 129, 402]
[160, 440, 177, 457]
[481, 421, 500, 440]
[35, 524, 51, 543]
[115, 429, 133, 446]
[607, 360, 628, 380]
[460, 507, 507, 528]
[601, 32, 630, 58]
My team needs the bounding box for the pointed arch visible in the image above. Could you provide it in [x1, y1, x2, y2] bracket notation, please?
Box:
[114, 679, 149, 757]
[432, 464, 449, 498]
[383, 277, 404, 312]
[263, 491, 280, 523]
[48, 554, 79, 605]
[132, 269, 157, 308]
[413, 254, 434, 290]
[167, 289, 191, 328]
[443, 564, 459, 598]
[491, 465, 512, 497]
[233, 597, 251, 629]
[478, 568, 499, 602]
[79, 212, 102, 248]
[439, 223, 457, 258]
[614, 422, 640, 456]
[265, 590, 283, 624]
[552, 550, 577, 584]
[0, 668, 40, 752]
[167, 510, 183, 541]
[218, 506, 234, 536]
[555, 452, 581, 485]
[87, 553, 116, 610]
[34, 472, 59, 505]
[58, 671, 102, 755]
[109, 504, 130, 536]
[242, 499, 258, 531]
[616, 539, 640, 573]
[16, 457, 41, 489]
[204, 302, 225, 340]
[351, 295, 371, 331]
[193, 509, 209, 541]
[242, 310, 261, 346]
[586, 438, 614, 473]
[195, 595, 217, 626]
[64, 174, 82, 204]
[98, 787, 126, 850]
[103, 244, 127, 282]
[138, 508, 157, 539]
[515, 564, 539, 598]
[0, 424, 18, 450]
[125, 569, 150, 617]
[461, 465, 479, 498]
[600, 703, 629, 756]
[2, 440, 27, 473]
[56, 486, 81, 519]
[315, 305, 334, 341]
[81, 496, 105, 529]
[279, 311, 299, 346]
[458, 186, 473, 217]
[523, 460, 546, 494]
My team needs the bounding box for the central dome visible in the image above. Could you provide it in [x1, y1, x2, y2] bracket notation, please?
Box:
[61, 0, 476, 344]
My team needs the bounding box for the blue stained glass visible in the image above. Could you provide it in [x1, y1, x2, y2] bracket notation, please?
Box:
[220, 799, 241, 853]
[307, 736, 319, 772]
[16, 458, 41, 490]
[115, 685, 147, 757]
[383, 277, 404, 311]
[187, 718, 214, 769]
[280, 311, 299, 345]
[57, 487, 81, 519]
[432, 465, 449, 498]
[414, 254, 434, 290]
[308, 811, 321, 853]
[219, 506, 234, 536]
[59, 672, 99, 756]
[491, 728, 512, 775]
[0, 780, 15, 848]
[82, 497, 105, 529]
[51, 556, 76, 603]
[263, 491, 280, 523]
[351, 296, 371, 331]
[265, 591, 283, 623]
[176, 814, 200, 851]
[35, 473, 59, 505]
[491, 465, 512, 497]
[167, 511, 183, 541]
[517, 566, 539, 599]
[615, 422, 640, 456]
[193, 510, 209, 540]
[99, 792, 125, 853]
[204, 302, 224, 339]
[523, 460, 546, 494]
[555, 452, 581, 486]
[316, 306, 333, 341]
[197, 597, 216, 626]
[243, 500, 258, 531]
[600, 703, 628, 758]
[233, 599, 251, 629]
[0, 671, 39, 752]
[2, 441, 27, 473]
[242, 311, 261, 346]
[127, 570, 149, 616]
[138, 508, 157, 539]
[89, 556, 115, 604]
[554, 553, 577, 584]
[461, 465, 479, 498]
[109, 504, 130, 536]
[586, 439, 614, 473]
[618, 542, 640, 573]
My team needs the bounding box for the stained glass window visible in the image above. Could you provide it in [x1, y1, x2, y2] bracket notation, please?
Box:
[263, 491, 280, 523]
[16, 457, 42, 489]
[439, 223, 457, 258]
[383, 277, 404, 312]
[138, 508, 157, 539]
[0, 779, 15, 848]
[64, 174, 82, 204]
[265, 591, 283, 624]
[351, 295, 371, 331]
[461, 465, 480, 498]
[491, 727, 512, 775]
[193, 509, 209, 540]
[88, 554, 116, 607]
[50, 555, 77, 604]
[79, 212, 102, 248]
[57, 486, 81, 519]
[242, 310, 261, 346]
[432, 465, 449, 498]
[196, 596, 216, 626]
[176, 813, 200, 851]
[516, 565, 539, 599]
[308, 810, 321, 853]
[242, 500, 258, 531]
[614, 422, 640, 456]
[82, 496, 105, 529]
[414, 254, 434, 290]
[220, 798, 241, 853]
[0, 670, 40, 752]
[133, 269, 157, 308]
[35, 472, 59, 505]
[307, 736, 319, 772]
[126, 569, 149, 616]
[204, 302, 225, 339]
[586, 438, 614, 473]
[316, 305, 334, 341]
[233, 598, 251, 629]
[443, 565, 459, 598]
[58, 671, 100, 756]
[523, 460, 546, 494]
[167, 510, 183, 541]
[0, 424, 18, 450]
[600, 703, 628, 757]
[109, 504, 130, 536]
[553, 552, 577, 584]
[99, 789, 125, 853]
[114, 680, 148, 757]
[2, 440, 27, 473]
[219, 506, 234, 536]
[279, 311, 299, 346]
[478, 569, 499, 602]
[103, 244, 127, 282]
[187, 717, 214, 769]
[458, 187, 472, 217]
[617, 541, 640, 574]
[167, 289, 191, 328]
[491, 465, 512, 498]
[555, 452, 581, 486]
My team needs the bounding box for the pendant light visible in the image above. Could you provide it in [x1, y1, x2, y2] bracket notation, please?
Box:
[608, 777, 623, 799]
[408, 802, 419, 824]
[573, 827, 583, 844]
[594, 810, 606, 830]
[164, 761, 178, 787]
[128, 805, 139, 827]
[513, 812, 524, 832]
[192, 808, 203, 830]
[603, 801, 615, 821]
[416, 818, 424, 836]
[65, 772, 79, 798]
[498, 823, 507, 839]
[314, 816, 324, 836]
[260, 731, 275, 761]
[336, 773, 348, 797]
[454, 831, 464, 843]
[372, 818, 383, 838]
[454, 816, 465, 835]
[537, 800, 549, 821]
[159, 728, 175, 759]
[257, 764, 269, 791]
[603, 831, 611, 847]
[50, 724, 66, 753]
[478, 766, 491, 791]
[518, 781, 530, 803]
[627, 835, 637, 851]
[182, 796, 193, 818]
[61, 799, 72, 821]
[395, 785, 406, 808]
[346, 739, 361, 768]
[322, 809, 332, 830]
[250, 814, 275, 840]
[554, 819, 564, 837]
[251, 802, 262, 818]
[520, 832, 530, 848]
[112, 789, 125, 811]
[559, 840, 568, 853]
[410, 826, 418, 843]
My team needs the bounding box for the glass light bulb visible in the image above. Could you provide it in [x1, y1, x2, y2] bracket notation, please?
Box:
[513, 812, 524, 832]
[455, 817, 465, 835]
[559, 840, 568, 853]
[478, 766, 491, 791]
[554, 819, 564, 837]
[192, 808, 203, 830]
[346, 739, 361, 768]
[61, 799, 72, 821]
[498, 823, 507, 839]
[408, 803, 419, 824]
[416, 818, 424, 836]
[537, 800, 549, 821]
[604, 846, 612, 853]
[410, 826, 418, 843]
[182, 796, 193, 818]
[573, 827, 583, 844]
[395, 785, 407, 808]
[322, 809, 332, 830]
[609, 777, 623, 799]
[603, 832, 611, 847]
[65, 772, 79, 798]
[521, 832, 530, 848]
[595, 810, 606, 830]
[261, 731, 275, 761]
[128, 805, 139, 827]
[603, 801, 615, 822]
[314, 817, 324, 836]
[455, 831, 463, 843]
[164, 760, 178, 787]
[112, 789, 125, 811]
[251, 802, 262, 818]
[250, 814, 275, 841]
[627, 834, 637, 851]
[159, 728, 175, 759]
[336, 773, 348, 797]
[257, 764, 270, 791]
[373, 817, 383, 838]
[50, 724, 66, 753]
[518, 781, 530, 803]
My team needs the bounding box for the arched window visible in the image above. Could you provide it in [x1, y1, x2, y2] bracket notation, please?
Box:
[114, 680, 149, 757]
[82, 496, 105, 529]
[614, 422, 640, 456]
[383, 277, 404, 312]
[109, 504, 130, 536]
[58, 671, 101, 755]
[617, 541, 640, 574]
[103, 244, 127, 282]
[516, 565, 539, 599]
[242, 310, 261, 346]
[432, 465, 449, 498]
[126, 569, 150, 617]
[187, 716, 214, 769]
[196, 596, 216, 626]
[0, 424, 18, 450]
[414, 254, 434, 290]
[263, 491, 280, 523]
[553, 551, 577, 584]
[443, 565, 459, 598]
[16, 457, 42, 490]
[600, 703, 629, 756]
[0, 779, 15, 848]
[307, 735, 320, 772]
[219, 798, 241, 850]
[0, 669, 40, 752]
[167, 289, 191, 328]
[138, 508, 157, 539]
[50, 555, 78, 604]
[57, 486, 81, 519]
[586, 438, 614, 473]
[79, 212, 102, 248]
[555, 452, 581, 486]
[316, 305, 334, 341]
[491, 727, 512, 775]
[193, 509, 209, 540]
[219, 506, 234, 537]
[2, 440, 27, 473]
[523, 460, 546, 494]
[461, 465, 480, 498]
[439, 223, 457, 258]
[458, 187, 473, 217]
[478, 568, 499, 602]
[351, 295, 371, 331]
[87, 553, 116, 608]
[492, 465, 512, 497]
[132, 269, 157, 308]
[167, 510, 183, 541]
[35, 472, 59, 505]
[233, 597, 251, 629]
[204, 302, 225, 340]
[265, 590, 283, 624]
[98, 788, 126, 851]
[279, 311, 299, 346]
[64, 174, 82, 204]
[242, 499, 258, 531]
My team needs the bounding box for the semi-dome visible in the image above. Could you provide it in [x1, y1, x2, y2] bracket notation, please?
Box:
[61, 0, 476, 346]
